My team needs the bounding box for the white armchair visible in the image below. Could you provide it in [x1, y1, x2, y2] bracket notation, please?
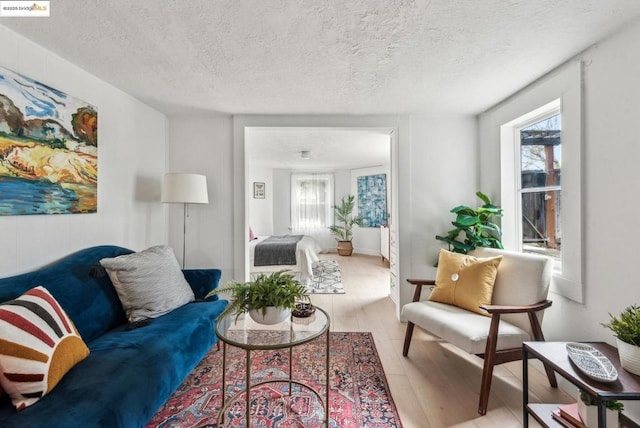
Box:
[401, 247, 558, 415]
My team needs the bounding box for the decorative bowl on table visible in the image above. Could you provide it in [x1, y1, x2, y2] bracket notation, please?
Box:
[566, 342, 618, 383]
[292, 302, 316, 318]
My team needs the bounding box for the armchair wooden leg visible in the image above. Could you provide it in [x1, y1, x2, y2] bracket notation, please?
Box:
[403, 321, 415, 357]
[478, 314, 501, 415]
[542, 361, 558, 388]
[528, 312, 558, 388]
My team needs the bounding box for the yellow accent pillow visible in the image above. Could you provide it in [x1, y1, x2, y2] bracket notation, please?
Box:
[429, 249, 503, 316]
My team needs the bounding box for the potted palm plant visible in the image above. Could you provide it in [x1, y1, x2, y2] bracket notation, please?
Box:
[329, 194, 364, 256]
[206, 270, 310, 325]
[603, 304, 640, 375]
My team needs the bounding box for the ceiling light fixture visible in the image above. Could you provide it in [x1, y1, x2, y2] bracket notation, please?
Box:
[300, 150, 311, 159]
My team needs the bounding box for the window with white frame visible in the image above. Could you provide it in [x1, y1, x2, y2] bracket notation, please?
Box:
[290, 173, 333, 234]
[517, 110, 562, 263]
[499, 79, 582, 303]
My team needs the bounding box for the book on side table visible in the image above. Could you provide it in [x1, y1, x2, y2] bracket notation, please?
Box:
[551, 403, 585, 428]
[551, 409, 581, 428]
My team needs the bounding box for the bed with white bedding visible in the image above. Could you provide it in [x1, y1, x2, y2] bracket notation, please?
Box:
[249, 235, 321, 282]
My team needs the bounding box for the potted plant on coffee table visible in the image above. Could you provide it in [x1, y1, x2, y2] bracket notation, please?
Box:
[603, 304, 640, 375]
[206, 270, 310, 325]
[329, 194, 364, 256]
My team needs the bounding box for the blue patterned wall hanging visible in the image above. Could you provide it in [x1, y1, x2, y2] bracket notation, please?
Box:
[357, 174, 387, 227]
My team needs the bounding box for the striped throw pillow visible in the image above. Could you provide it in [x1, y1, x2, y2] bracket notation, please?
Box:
[0, 286, 90, 410]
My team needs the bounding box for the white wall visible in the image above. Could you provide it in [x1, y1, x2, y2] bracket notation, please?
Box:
[478, 19, 640, 422]
[166, 115, 234, 283]
[248, 165, 273, 236]
[479, 18, 640, 344]
[0, 26, 168, 277]
[272, 168, 290, 236]
[408, 116, 479, 281]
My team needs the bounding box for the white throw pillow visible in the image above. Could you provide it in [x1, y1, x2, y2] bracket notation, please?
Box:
[100, 245, 195, 322]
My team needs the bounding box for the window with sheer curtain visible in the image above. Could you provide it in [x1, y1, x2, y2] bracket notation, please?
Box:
[290, 173, 333, 234]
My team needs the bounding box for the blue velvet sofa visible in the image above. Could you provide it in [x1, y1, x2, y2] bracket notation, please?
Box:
[0, 245, 228, 427]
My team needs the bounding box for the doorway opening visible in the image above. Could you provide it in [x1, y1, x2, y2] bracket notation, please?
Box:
[244, 126, 399, 303]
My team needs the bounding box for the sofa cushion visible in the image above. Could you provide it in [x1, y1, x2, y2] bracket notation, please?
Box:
[0, 286, 90, 410]
[0, 246, 133, 345]
[470, 247, 553, 335]
[401, 300, 531, 354]
[429, 249, 502, 316]
[0, 299, 228, 427]
[100, 246, 195, 322]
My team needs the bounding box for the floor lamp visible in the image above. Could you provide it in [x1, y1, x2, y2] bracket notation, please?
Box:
[161, 173, 209, 268]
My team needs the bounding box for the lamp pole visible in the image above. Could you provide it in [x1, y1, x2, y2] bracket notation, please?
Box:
[161, 173, 209, 269]
[182, 202, 187, 269]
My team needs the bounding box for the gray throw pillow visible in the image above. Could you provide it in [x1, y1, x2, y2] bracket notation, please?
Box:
[100, 245, 195, 322]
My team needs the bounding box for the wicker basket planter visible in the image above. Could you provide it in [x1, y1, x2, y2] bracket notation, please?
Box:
[336, 241, 353, 256]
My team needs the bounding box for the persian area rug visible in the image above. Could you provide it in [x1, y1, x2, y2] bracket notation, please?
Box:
[308, 260, 344, 294]
[147, 332, 402, 428]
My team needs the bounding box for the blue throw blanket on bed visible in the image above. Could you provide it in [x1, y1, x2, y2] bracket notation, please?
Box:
[254, 235, 303, 266]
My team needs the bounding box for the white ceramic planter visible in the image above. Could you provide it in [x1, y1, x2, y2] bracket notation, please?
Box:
[249, 307, 291, 325]
[577, 399, 618, 428]
[616, 337, 640, 376]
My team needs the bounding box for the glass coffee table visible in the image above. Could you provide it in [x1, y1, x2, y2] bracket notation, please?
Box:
[215, 306, 330, 427]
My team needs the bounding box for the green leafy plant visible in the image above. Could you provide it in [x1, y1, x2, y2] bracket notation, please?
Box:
[328, 194, 364, 242]
[435, 191, 504, 254]
[580, 390, 624, 411]
[206, 270, 310, 322]
[602, 305, 640, 346]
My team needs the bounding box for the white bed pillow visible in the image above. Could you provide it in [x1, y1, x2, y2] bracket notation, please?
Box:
[99, 245, 195, 322]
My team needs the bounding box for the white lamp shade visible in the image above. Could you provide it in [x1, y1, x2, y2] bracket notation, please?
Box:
[161, 173, 209, 204]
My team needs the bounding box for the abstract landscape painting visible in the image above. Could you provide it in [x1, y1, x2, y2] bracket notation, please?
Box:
[0, 66, 97, 215]
[357, 173, 387, 227]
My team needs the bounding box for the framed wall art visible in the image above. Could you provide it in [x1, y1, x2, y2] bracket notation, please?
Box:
[0, 65, 98, 215]
[253, 182, 265, 199]
[357, 173, 387, 227]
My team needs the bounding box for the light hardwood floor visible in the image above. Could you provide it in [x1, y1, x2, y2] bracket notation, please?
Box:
[309, 253, 572, 428]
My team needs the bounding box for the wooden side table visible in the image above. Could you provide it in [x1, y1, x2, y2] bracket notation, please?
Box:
[523, 342, 640, 427]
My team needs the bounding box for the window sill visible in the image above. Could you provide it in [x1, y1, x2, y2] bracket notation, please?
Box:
[550, 274, 583, 304]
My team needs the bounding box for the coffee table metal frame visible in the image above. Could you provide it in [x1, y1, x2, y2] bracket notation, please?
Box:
[215, 306, 330, 427]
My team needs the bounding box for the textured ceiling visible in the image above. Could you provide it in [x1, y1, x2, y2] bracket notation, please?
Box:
[246, 128, 391, 170]
[2, 0, 640, 116]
